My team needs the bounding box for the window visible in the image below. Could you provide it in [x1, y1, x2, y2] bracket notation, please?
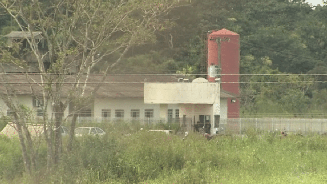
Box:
[131, 109, 140, 118]
[75, 128, 89, 135]
[102, 109, 111, 118]
[175, 109, 179, 118]
[90, 128, 97, 135]
[145, 109, 154, 118]
[96, 127, 104, 134]
[115, 110, 124, 118]
[79, 109, 92, 117]
[168, 109, 173, 120]
[33, 97, 43, 107]
[37, 109, 44, 116]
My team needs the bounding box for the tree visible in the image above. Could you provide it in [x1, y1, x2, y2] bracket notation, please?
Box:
[0, 0, 185, 174]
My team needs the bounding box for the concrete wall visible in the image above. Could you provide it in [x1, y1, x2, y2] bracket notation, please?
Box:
[220, 98, 228, 120]
[144, 82, 219, 104]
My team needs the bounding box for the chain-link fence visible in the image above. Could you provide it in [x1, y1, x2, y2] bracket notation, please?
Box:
[219, 118, 327, 135]
[66, 117, 194, 131]
[64, 117, 326, 135]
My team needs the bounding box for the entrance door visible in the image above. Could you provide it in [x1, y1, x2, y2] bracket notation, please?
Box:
[198, 115, 211, 134]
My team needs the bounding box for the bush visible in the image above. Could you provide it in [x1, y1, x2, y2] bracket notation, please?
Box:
[55, 135, 124, 183]
[0, 136, 24, 180]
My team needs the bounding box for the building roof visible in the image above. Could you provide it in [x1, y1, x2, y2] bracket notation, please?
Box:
[4, 31, 43, 39]
[209, 28, 239, 36]
[0, 74, 236, 98]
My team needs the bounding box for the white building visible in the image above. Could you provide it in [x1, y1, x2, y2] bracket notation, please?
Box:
[0, 74, 235, 133]
[144, 77, 235, 134]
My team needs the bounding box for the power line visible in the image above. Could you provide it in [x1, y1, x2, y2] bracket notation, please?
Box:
[0, 81, 326, 84]
[0, 73, 326, 76]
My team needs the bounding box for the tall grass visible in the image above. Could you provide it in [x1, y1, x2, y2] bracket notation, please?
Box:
[0, 124, 326, 184]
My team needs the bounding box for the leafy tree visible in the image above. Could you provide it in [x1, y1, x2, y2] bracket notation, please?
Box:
[0, 0, 185, 175]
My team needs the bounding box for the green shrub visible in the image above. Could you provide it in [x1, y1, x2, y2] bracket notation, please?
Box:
[0, 136, 24, 180]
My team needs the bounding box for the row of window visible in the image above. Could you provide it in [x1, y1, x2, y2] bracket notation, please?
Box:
[8, 104, 179, 119]
[102, 109, 154, 119]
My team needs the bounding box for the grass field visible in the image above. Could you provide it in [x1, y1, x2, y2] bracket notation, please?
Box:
[0, 123, 326, 184]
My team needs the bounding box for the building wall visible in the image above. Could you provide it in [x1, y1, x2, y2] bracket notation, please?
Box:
[220, 98, 228, 120]
[0, 98, 7, 116]
[0, 94, 222, 123]
[145, 82, 219, 104]
[180, 104, 213, 122]
[0, 95, 69, 119]
[93, 98, 179, 121]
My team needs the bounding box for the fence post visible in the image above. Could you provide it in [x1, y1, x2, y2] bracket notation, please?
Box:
[271, 118, 273, 132]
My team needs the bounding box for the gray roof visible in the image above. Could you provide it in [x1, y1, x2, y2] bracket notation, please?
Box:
[4, 31, 43, 39]
[0, 74, 236, 98]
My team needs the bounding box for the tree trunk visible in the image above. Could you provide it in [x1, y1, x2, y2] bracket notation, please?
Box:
[53, 102, 64, 165]
[16, 121, 31, 175]
[43, 122, 53, 172]
[22, 123, 36, 172]
[67, 113, 78, 152]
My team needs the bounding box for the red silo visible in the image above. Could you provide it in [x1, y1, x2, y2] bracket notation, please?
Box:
[207, 28, 240, 118]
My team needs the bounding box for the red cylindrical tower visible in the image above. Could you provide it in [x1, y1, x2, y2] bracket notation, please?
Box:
[207, 28, 240, 118]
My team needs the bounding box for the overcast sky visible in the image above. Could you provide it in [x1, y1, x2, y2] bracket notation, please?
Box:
[305, 0, 325, 6]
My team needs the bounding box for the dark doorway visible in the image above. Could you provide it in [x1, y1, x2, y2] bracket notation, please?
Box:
[198, 115, 211, 134]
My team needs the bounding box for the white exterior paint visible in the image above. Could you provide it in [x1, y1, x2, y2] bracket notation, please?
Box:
[180, 104, 213, 120]
[0, 95, 182, 122]
[0, 98, 7, 116]
[145, 81, 220, 104]
[0, 79, 226, 133]
[93, 98, 179, 121]
[220, 98, 228, 120]
[0, 95, 69, 119]
[144, 78, 224, 135]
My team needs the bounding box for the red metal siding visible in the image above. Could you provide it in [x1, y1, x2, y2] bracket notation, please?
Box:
[207, 29, 240, 118]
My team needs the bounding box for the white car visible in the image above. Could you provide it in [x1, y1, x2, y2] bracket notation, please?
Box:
[75, 127, 106, 137]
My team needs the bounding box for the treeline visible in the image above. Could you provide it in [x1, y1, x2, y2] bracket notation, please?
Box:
[0, 0, 326, 117]
[115, 0, 327, 117]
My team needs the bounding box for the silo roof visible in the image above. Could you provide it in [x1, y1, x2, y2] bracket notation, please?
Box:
[210, 28, 238, 36]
